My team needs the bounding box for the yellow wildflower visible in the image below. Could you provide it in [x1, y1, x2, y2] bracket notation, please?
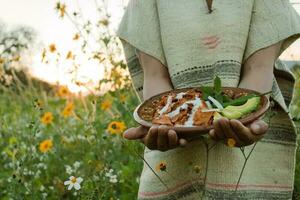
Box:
[227, 138, 236, 148]
[58, 3, 66, 17]
[156, 161, 167, 172]
[107, 121, 126, 135]
[49, 44, 57, 53]
[73, 33, 80, 40]
[66, 51, 74, 60]
[62, 102, 74, 117]
[57, 86, 70, 97]
[39, 139, 53, 153]
[41, 112, 54, 125]
[101, 100, 112, 110]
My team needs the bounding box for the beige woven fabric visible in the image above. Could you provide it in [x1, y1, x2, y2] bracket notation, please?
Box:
[117, 0, 300, 199]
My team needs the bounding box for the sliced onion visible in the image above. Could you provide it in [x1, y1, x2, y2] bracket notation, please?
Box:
[207, 96, 224, 110]
[202, 109, 221, 112]
[205, 101, 213, 109]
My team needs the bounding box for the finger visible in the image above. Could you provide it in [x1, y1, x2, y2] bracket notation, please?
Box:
[209, 129, 219, 141]
[219, 118, 243, 146]
[249, 120, 268, 135]
[213, 119, 226, 140]
[123, 126, 147, 140]
[144, 126, 158, 150]
[157, 125, 169, 151]
[179, 138, 187, 147]
[230, 119, 254, 146]
[168, 130, 178, 149]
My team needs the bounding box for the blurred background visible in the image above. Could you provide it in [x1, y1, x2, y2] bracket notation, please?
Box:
[0, 0, 299, 199]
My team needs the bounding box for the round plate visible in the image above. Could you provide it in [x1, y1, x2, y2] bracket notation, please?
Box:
[133, 87, 270, 137]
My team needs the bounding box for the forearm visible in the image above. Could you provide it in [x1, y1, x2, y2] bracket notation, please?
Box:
[137, 51, 173, 100]
[238, 42, 282, 95]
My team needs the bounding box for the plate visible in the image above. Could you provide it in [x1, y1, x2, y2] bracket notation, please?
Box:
[133, 87, 270, 137]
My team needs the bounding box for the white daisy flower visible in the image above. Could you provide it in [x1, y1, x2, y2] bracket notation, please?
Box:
[64, 176, 83, 190]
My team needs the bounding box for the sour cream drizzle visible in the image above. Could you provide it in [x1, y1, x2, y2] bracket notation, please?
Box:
[158, 95, 173, 116]
[184, 97, 204, 127]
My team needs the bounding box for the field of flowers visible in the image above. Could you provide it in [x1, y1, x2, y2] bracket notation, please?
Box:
[0, 81, 146, 199]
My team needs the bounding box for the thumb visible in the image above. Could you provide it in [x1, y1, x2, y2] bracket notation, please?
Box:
[123, 126, 148, 140]
[249, 120, 268, 135]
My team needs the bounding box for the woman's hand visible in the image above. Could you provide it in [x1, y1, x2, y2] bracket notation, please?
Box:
[123, 125, 187, 151]
[209, 118, 268, 147]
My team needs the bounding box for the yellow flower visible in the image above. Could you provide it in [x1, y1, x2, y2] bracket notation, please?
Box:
[107, 121, 126, 135]
[0, 57, 4, 64]
[62, 102, 74, 117]
[156, 161, 167, 172]
[41, 112, 54, 125]
[39, 139, 53, 153]
[66, 51, 74, 60]
[49, 44, 57, 53]
[227, 138, 236, 148]
[57, 86, 70, 97]
[101, 100, 112, 110]
[73, 33, 80, 40]
[57, 3, 66, 17]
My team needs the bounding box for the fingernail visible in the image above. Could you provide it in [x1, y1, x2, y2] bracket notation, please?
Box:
[252, 124, 260, 131]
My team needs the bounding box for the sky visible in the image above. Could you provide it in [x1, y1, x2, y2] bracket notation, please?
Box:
[0, 0, 300, 93]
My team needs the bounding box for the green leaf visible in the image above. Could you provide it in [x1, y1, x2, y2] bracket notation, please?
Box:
[201, 86, 214, 100]
[214, 76, 222, 94]
[223, 94, 256, 107]
[215, 93, 224, 105]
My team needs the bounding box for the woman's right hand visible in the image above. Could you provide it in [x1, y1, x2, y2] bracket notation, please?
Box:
[123, 125, 187, 151]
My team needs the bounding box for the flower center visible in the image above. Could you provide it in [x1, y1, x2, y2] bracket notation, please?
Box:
[111, 124, 117, 129]
[71, 177, 77, 183]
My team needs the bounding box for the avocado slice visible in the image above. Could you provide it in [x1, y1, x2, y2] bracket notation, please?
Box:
[220, 97, 260, 119]
[221, 109, 243, 119]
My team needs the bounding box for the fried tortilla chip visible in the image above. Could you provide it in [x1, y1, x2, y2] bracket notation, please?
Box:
[152, 114, 173, 126]
[193, 109, 215, 126]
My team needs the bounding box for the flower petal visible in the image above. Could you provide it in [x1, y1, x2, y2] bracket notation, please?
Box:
[77, 177, 83, 183]
[67, 184, 74, 190]
[64, 180, 71, 185]
[74, 183, 81, 190]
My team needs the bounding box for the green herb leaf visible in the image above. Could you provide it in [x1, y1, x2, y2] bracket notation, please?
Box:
[214, 76, 222, 95]
[223, 94, 256, 107]
[215, 93, 224, 105]
[201, 86, 214, 100]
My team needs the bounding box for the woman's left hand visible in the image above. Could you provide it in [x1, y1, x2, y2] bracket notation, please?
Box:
[209, 118, 268, 147]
